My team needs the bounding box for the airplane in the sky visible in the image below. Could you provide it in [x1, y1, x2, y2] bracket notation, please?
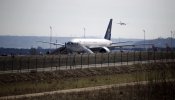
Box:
[38, 19, 131, 54]
[117, 21, 126, 26]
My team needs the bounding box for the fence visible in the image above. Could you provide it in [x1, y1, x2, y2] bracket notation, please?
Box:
[0, 51, 174, 73]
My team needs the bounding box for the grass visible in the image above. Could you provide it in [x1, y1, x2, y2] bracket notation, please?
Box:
[0, 62, 175, 97]
[0, 73, 137, 96]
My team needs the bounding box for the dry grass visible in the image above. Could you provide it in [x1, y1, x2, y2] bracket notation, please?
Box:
[0, 62, 175, 97]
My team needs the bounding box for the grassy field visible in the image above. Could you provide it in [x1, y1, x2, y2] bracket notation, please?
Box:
[0, 62, 175, 97]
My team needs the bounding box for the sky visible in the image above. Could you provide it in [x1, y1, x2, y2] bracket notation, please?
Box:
[0, 0, 175, 39]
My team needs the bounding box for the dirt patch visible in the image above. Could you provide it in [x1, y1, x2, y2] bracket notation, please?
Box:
[11, 81, 175, 100]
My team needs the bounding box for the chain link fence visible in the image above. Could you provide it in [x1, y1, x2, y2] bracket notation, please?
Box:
[0, 51, 174, 73]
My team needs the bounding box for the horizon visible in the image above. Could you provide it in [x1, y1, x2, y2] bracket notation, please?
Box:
[0, 35, 173, 40]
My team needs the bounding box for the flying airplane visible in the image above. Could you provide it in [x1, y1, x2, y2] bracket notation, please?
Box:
[117, 21, 126, 26]
[38, 19, 132, 54]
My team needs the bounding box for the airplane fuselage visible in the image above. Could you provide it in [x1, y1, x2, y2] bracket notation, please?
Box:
[70, 38, 112, 48]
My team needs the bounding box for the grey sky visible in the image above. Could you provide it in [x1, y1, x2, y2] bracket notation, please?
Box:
[0, 0, 175, 39]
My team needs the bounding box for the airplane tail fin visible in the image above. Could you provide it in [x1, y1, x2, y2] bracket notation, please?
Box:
[104, 19, 112, 40]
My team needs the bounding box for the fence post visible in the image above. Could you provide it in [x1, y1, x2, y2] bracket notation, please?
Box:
[66, 55, 68, 69]
[108, 53, 109, 67]
[69, 55, 72, 70]
[134, 50, 135, 64]
[121, 51, 122, 65]
[81, 54, 83, 69]
[153, 50, 155, 63]
[147, 51, 149, 63]
[43, 56, 45, 71]
[35, 56, 37, 71]
[11, 55, 14, 73]
[173, 51, 175, 62]
[101, 53, 103, 67]
[59, 55, 60, 70]
[127, 52, 128, 65]
[3, 58, 5, 72]
[51, 56, 54, 71]
[56, 56, 57, 71]
[114, 52, 116, 66]
[166, 50, 168, 62]
[73, 54, 76, 69]
[171, 50, 173, 62]
[160, 50, 163, 62]
[19, 57, 22, 73]
[139, 51, 142, 63]
[88, 54, 89, 68]
[28, 57, 30, 72]
[95, 53, 96, 67]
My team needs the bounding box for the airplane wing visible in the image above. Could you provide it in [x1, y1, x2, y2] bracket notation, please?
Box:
[110, 43, 154, 48]
[37, 41, 65, 46]
[110, 44, 135, 48]
[111, 41, 133, 45]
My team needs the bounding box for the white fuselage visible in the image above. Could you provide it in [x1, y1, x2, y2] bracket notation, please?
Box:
[70, 38, 112, 48]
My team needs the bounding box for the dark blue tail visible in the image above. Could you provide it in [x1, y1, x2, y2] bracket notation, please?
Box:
[104, 19, 112, 40]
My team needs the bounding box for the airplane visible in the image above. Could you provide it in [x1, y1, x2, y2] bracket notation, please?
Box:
[37, 19, 132, 54]
[117, 21, 126, 26]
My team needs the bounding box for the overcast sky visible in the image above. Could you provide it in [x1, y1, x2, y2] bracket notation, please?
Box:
[0, 0, 175, 39]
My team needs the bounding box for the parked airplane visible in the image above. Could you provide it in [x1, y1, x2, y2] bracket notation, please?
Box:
[38, 19, 131, 54]
[117, 21, 126, 26]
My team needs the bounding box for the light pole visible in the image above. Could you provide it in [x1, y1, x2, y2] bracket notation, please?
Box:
[50, 26, 52, 53]
[171, 30, 173, 49]
[83, 27, 86, 38]
[56, 40, 57, 49]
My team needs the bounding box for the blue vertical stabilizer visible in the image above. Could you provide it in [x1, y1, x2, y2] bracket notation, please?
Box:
[104, 19, 112, 40]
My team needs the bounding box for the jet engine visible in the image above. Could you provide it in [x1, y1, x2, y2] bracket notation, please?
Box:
[99, 47, 110, 53]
